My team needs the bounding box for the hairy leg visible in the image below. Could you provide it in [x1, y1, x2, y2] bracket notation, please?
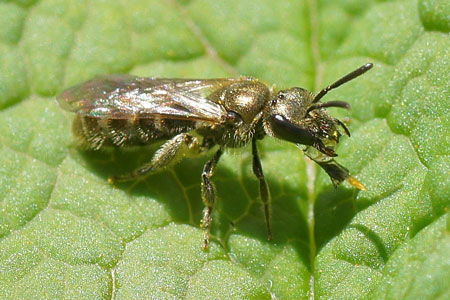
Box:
[201, 148, 223, 250]
[252, 138, 272, 240]
[109, 133, 200, 183]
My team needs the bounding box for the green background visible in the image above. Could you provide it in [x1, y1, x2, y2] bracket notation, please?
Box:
[0, 0, 449, 299]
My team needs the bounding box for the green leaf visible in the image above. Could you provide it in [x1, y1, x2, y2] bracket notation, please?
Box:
[0, 0, 448, 299]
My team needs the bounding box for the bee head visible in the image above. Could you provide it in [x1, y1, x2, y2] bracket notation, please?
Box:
[263, 88, 348, 156]
[263, 63, 373, 156]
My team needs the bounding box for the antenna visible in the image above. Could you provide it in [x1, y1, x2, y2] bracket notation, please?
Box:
[313, 63, 373, 103]
[306, 100, 350, 114]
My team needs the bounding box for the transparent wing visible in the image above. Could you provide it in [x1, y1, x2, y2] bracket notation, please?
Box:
[57, 75, 236, 122]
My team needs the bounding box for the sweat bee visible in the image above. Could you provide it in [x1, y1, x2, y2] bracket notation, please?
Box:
[57, 63, 373, 249]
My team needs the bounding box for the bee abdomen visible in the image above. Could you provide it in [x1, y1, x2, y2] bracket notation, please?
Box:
[73, 115, 196, 149]
[74, 115, 106, 150]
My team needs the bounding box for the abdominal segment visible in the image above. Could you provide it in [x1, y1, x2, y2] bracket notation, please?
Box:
[73, 115, 196, 149]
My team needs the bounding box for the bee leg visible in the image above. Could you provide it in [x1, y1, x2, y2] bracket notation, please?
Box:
[252, 138, 272, 240]
[201, 147, 223, 250]
[315, 159, 367, 191]
[109, 133, 199, 183]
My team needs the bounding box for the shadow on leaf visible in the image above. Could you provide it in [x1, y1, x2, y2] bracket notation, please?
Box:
[75, 145, 313, 266]
[314, 185, 359, 251]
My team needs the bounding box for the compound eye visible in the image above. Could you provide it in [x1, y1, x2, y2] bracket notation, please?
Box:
[269, 114, 315, 146]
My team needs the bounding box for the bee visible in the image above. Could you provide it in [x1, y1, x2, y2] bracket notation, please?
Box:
[57, 63, 373, 249]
